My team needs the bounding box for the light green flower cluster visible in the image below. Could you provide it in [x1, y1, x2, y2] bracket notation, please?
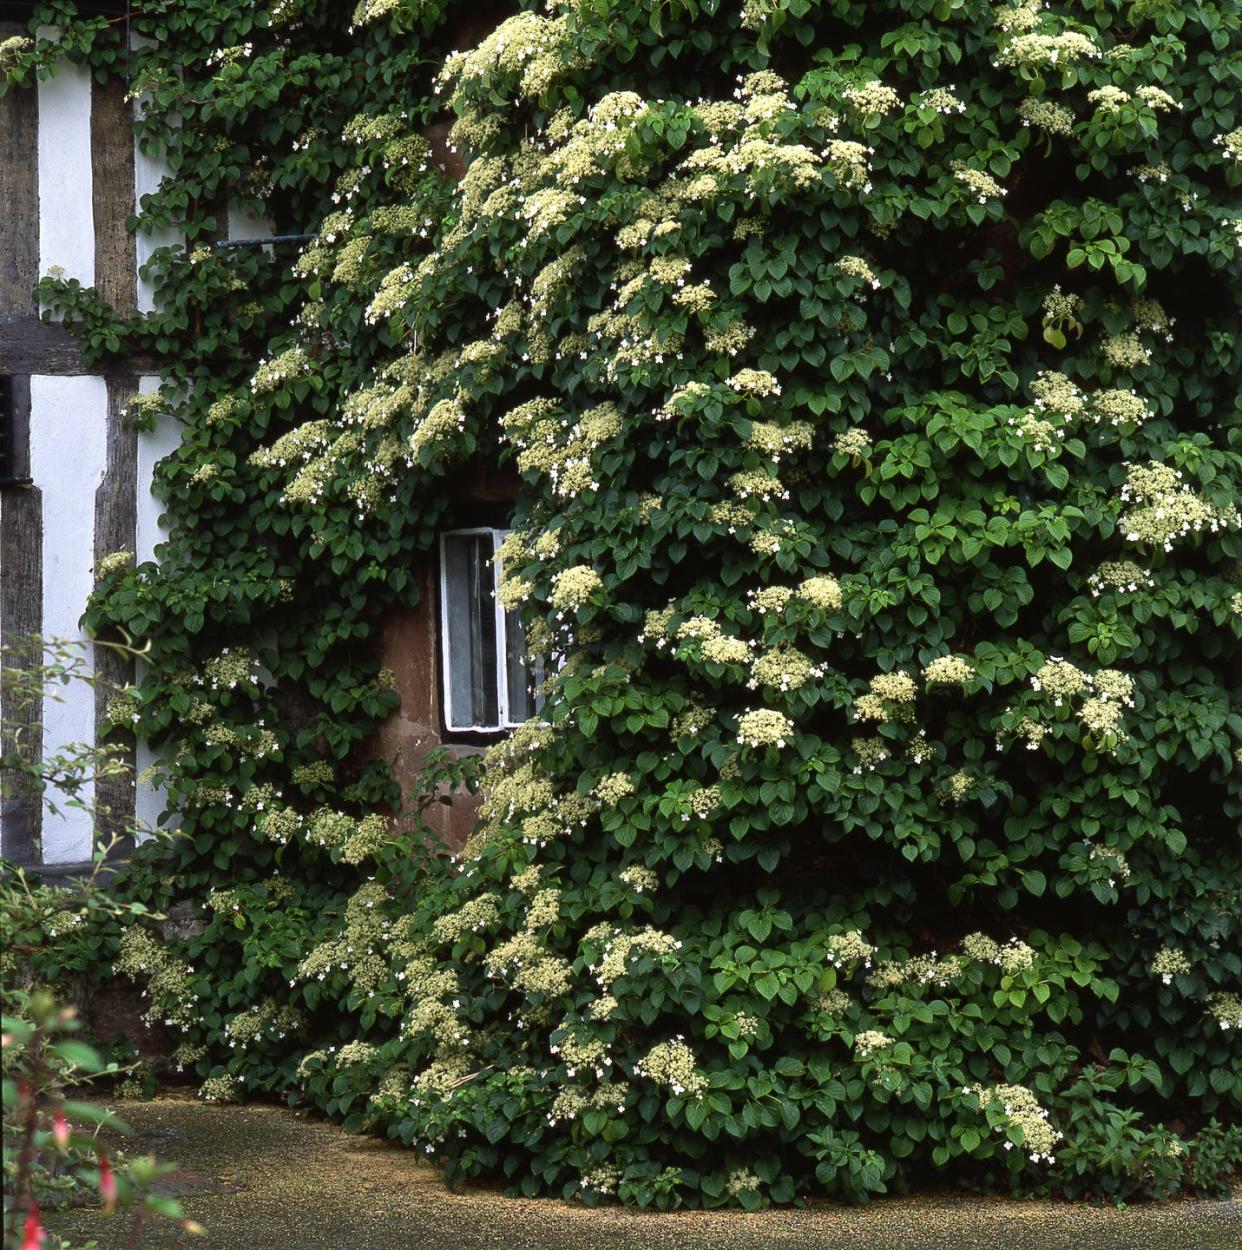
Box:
[224, 997, 304, 1049]
[843, 80, 902, 116]
[855, 670, 917, 723]
[953, 164, 1007, 203]
[1207, 992, 1241, 1030]
[1120, 460, 1240, 552]
[727, 1169, 761, 1196]
[96, 549, 134, 578]
[43, 910, 84, 938]
[729, 470, 787, 502]
[796, 575, 844, 611]
[1088, 86, 1131, 114]
[748, 586, 793, 615]
[941, 769, 975, 803]
[854, 1030, 894, 1057]
[1088, 560, 1153, 596]
[851, 736, 891, 772]
[1088, 843, 1131, 886]
[1018, 97, 1074, 135]
[525, 887, 561, 929]
[620, 866, 659, 894]
[432, 893, 501, 942]
[636, 1039, 708, 1098]
[822, 139, 872, 190]
[0, 35, 34, 66]
[590, 926, 683, 987]
[1101, 331, 1151, 368]
[550, 565, 603, 612]
[548, 1081, 628, 1125]
[749, 645, 821, 692]
[579, 1164, 621, 1196]
[1150, 946, 1192, 984]
[259, 807, 302, 844]
[974, 1084, 1061, 1163]
[916, 87, 965, 116]
[196, 647, 258, 692]
[813, 988, 853, 1015]
[962, 933, 1037, 973]
[1029, 370, 1085, 418]
[553, 1032, 611, 1079]
[173, 1042, 206, 1073]
[924, 655, 976, 687]
[199, 1075, 241, 1103]
[746, 421, 814, 460]
[251, 346, 310, 395]
[833, 428, 873, 457]
[736, 708, 795, 748]
[1030, 657, 1088, 706]
[114, 927, 198, 1028]
[995, 30, 1100, 70]
[700, 634, 752, 665]
[825, 930, 875, 969]
[595, 772, 635, 806]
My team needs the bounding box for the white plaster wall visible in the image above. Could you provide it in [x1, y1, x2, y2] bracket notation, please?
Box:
[227, 202, 275, 246]
[37, 55, 94, 290]
[135, 375, 181, 565]
[133, 135, 183, 313]
[133, 375, 181, 839]
[130, 36, 183, 314]
[29, 376, 109, 863]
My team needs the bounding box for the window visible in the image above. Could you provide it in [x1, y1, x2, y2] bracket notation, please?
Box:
[439, 528, 543, 733]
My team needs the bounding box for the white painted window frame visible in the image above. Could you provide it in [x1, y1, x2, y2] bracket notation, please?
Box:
[438, 527, 535, 734]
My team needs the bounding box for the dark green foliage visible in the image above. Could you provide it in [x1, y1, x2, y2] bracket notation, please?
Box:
[4, 0, 1239, 1210]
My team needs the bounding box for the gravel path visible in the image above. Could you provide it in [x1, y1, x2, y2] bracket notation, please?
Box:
[46, 1097, 1242, 1250]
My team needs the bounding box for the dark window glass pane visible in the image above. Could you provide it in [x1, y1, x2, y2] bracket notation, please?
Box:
[504, 607, 544, 724]
[443, 533, 499, 729]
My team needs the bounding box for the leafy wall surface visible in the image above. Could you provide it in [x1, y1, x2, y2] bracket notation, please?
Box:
[7, 0, 1242, 1209]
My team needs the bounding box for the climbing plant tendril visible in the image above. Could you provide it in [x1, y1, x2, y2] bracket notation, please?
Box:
[6, 0, 1242, 1211]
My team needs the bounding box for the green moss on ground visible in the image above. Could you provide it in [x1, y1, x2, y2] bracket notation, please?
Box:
[46, 1098, 1242, 1250]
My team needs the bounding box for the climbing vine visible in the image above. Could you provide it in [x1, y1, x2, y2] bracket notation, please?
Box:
[5, 0, 1242, 1210]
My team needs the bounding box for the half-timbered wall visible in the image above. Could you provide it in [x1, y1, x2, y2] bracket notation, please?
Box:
[0, 26, 180, 869]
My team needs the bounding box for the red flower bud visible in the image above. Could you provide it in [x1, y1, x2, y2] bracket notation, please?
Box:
[21, 1208, 45, 1250]
[53, 1108, 70, 1151]
[99, 1154, 117, 1211]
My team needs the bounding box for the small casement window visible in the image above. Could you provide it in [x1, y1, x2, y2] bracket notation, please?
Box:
[439, 528, 543, 733]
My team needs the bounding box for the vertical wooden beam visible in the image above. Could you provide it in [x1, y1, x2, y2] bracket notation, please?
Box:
[0, 23, 39, 319]
[1, 376, 44, 865]
[93, 373, 138, 854]
[91, 73, 137, 313]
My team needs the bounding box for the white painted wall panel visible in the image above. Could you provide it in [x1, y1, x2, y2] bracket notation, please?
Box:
[227, 202, 275, 245]
[37, 57, 95, 289]
[133, 137, 182, 313]
[135, 376, 181, 565]
[133, 376, 180, 840]
[30, 376, 109, 863]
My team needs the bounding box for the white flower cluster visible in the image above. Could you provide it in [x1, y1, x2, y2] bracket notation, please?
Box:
[736, 708, 795, 749]
[636, 1039, 708, 1098]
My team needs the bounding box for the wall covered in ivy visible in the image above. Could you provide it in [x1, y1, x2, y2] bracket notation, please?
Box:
[4, 0, 1241, 1209]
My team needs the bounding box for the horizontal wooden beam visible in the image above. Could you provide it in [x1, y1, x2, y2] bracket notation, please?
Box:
[0, 314, 158, 375]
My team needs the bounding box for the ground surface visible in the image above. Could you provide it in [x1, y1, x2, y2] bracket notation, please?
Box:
[46, 1096, 1242, 1250]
